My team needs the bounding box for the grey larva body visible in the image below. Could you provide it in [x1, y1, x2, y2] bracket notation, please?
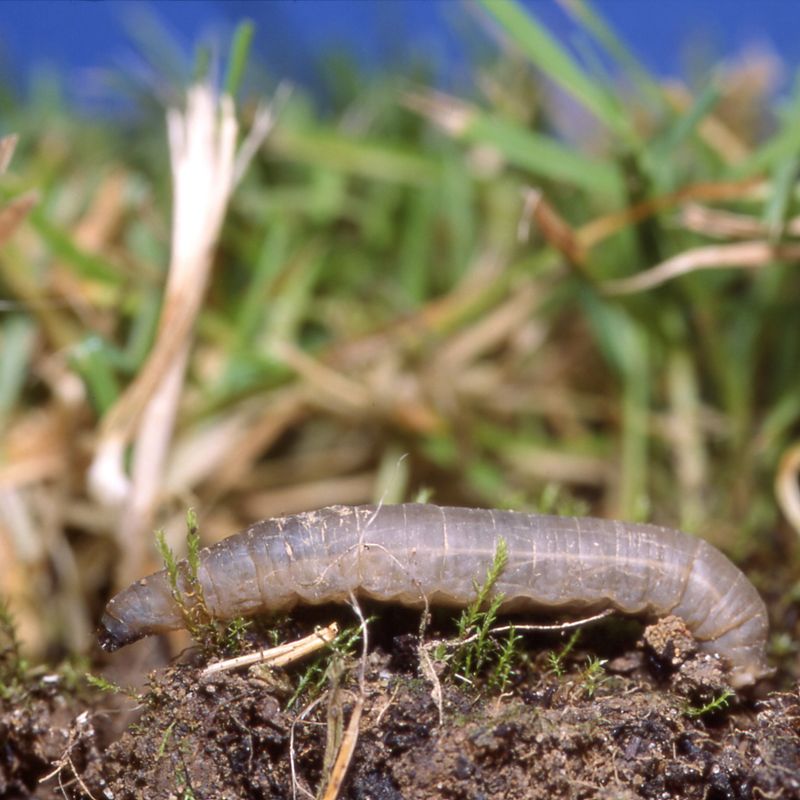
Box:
[99, 504, 771, 687]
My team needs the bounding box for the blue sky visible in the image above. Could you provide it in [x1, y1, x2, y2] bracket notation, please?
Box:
[1, 2, 798, 103]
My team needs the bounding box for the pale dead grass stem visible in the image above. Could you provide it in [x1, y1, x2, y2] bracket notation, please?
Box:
[601, 240, 800, 295]
[431, 280, 541, 371]
[0, 134, 18, 174]
[775, 442, 800, 538]
[403, 90, 474, 137]
[88, 83, 282, 584]
[0, 192, 37, 245]
[273, 340, 373, 414]
[681, 203, 800, 240]
[663, 81, 750, 164]
[201, 623, 339, 677]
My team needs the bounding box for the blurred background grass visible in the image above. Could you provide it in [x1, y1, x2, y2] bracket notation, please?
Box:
[0, 1, 798, 673]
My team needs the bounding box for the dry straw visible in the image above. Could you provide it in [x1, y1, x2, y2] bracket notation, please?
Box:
[89, 83, 285, 585]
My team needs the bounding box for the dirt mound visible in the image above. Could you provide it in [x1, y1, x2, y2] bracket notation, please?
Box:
[4, 622, 797, 800]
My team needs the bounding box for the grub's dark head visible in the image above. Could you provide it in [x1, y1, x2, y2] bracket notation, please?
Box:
[97, 606, 137, 652]
[97, 572, 184, 651]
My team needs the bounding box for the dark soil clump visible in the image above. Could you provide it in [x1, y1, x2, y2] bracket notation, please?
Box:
[2, 622, 799, 799]
[0, 618, 800, 800]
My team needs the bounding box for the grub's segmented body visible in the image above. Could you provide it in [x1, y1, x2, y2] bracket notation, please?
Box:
[99, 504, 771, 687]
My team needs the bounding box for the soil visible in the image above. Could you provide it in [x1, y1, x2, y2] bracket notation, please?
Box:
[2, 612, 799, 800]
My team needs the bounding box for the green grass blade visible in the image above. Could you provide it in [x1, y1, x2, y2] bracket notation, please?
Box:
[477, 0, 633, 140]
[235, 218, 292, 346]
[261, 244, 325, 347]
[733, 120, 800, 176]
[29, 209, 120, 284]
[658, 79, 721, 155]
[70, 336, 122, 414]
[122, 5, 190, 87]
[731, 82, 800, 177]
[763, 154, 799, 241]
[579, 291, 650, 517]
[465, 110, 621, 194]
[558, 0, 667, 113]
[441, 155, 475, 281]
[268, 127, 439, 186]
[398, 184, 437, 303]
[618, 337, 650, 520]
[649, 78, 722, 190]
[224, 21, 255, 98]
[192, 44, 212, 84]
[120, 287, 161, 372]
[0, 314, 36, 422]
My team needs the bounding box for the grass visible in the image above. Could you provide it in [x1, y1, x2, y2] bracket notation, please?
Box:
[286, 622, 366, 710]
[684, 689, 735, 718]
[450, 538, 513, 685]
[546, 629, 582, 679]
[84, 672, 136, 698]
[580, 655, 608, 699]
[154, 510, 250, 657]
[0, 2, 797, 678]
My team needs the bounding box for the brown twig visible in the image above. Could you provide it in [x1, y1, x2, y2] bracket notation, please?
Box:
[519, 187, 587, 267]
[578, 177, 763, 249]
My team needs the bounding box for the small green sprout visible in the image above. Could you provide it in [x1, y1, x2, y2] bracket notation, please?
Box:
[157, 719, 177, 759]
[84, 672, 140, 700]
[451, 539, 521, 685]
[488, 624, 522, 692]
[224, 616, 252, 653]
[154, 509, 227, 655]
[286, 622, 366, 710]
[546, 628, 582, 678]
[684, 689, 734, 718]
[174, 764, 197, 800]
[580, 655, 608, 698]
[185, 508, 201, 580]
